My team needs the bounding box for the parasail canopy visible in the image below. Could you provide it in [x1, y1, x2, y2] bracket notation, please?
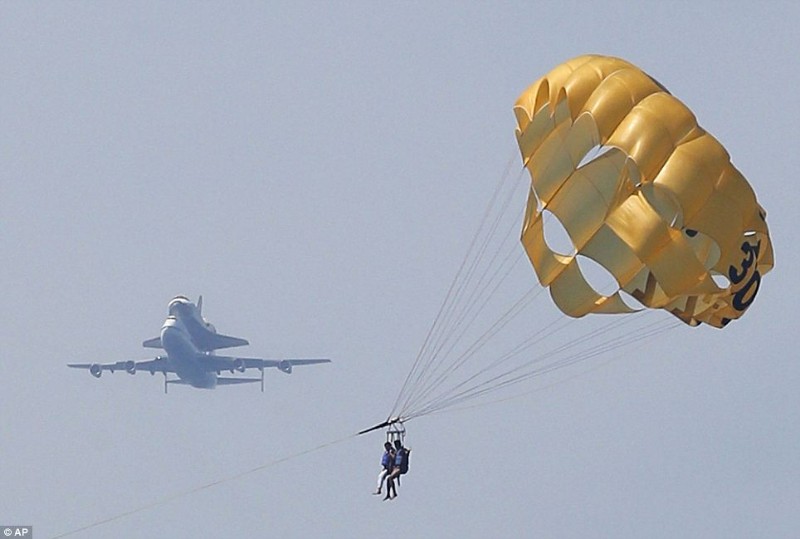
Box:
[377, 54, 776, 427]
[514, 55, 773, 328]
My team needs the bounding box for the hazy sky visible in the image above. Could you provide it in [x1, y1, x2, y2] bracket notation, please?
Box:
[2, 2, 798, 538]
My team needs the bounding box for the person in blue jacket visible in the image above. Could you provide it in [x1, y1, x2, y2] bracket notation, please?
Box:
[373, 441, 395, 496]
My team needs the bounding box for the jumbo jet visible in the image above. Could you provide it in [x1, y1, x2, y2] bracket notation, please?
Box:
[68, 296, 331, 392]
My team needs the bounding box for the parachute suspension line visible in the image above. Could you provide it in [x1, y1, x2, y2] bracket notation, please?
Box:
[403, 313, 574, 420]
[402, 165, 525, 400]
[407, 311, 572, 417]
[407, 314, 680, 418]
[406, 313, 643, 418]
[392, 169, 531, 418]
[421, 320, 682, 418]
[410, 315, 648, 417]
[447, 317, 682, 409]
[396, 240, 531, 414]
[424, 211, 527, 367]
[389, 151, 519, 416]
[389, 151, 525, 418]
[398, 283, 544, 417]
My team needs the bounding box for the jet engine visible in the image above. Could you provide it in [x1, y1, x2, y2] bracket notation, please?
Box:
[278, 360, 293, 374]
[124, 360, 136, 374]
[89, 364, 102, 378]
[233, 358, 246, 373]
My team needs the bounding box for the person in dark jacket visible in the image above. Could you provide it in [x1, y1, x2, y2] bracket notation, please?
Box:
[384, 439, 410, 500]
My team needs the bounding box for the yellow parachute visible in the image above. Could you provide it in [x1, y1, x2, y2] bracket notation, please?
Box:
[514, 55, 774, 328]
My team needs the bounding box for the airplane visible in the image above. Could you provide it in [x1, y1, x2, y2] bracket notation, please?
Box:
[68, 295, 331, 392]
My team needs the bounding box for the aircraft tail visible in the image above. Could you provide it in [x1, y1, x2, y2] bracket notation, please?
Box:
[142, 336, 163, 349]
[205, 334, 249, 350]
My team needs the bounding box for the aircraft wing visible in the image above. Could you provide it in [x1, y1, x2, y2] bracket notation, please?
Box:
[67, 357, 173, 377]
[200, 355, 331, 374]
[243, 358, 331, 373]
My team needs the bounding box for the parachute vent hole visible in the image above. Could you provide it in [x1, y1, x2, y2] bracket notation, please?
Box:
[577, 144, 614, 170]
[527, 186, 544, 214]
[619, 290, 647, 311]
[576, 255, 620, 297]
[711, 272, 730, 289]
[533, 188, 544, 213]
[542, 210, 575, 256]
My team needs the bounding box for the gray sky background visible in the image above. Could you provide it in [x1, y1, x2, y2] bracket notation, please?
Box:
[2, 2, 798, 538]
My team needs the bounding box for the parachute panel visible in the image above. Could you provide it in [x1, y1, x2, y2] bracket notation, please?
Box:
[581, 225, 646, 287]
[544, 149, 631, 250]
[549, 258, 616, 317]
[521, 212, 572, 287]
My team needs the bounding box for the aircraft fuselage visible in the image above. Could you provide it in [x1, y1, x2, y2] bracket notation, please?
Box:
[161, 316, 217, 389]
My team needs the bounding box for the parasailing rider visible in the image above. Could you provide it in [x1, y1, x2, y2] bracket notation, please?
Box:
[373, 441, 395, 496]
[384, 438, 411, 501]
